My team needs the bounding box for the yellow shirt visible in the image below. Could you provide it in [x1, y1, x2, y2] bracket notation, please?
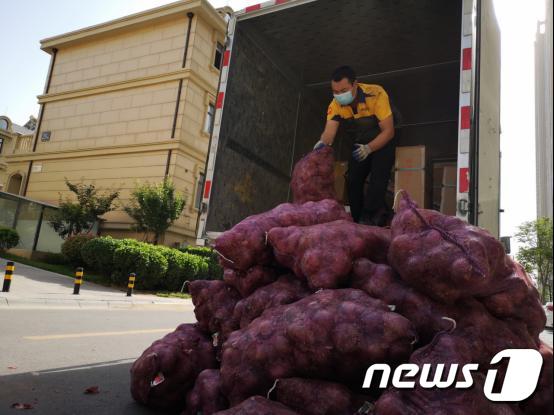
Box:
[327, 83, 393, 122]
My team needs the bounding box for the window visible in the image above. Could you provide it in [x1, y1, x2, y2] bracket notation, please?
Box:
[195, 172, 205, 210]
[213, 42, 224, 70]
[0, 138, 3, 154]
[204, 103, 216, 135]
[0, 119, 8, 131]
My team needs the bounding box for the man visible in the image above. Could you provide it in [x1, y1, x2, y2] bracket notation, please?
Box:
[314, 66, 397, 225]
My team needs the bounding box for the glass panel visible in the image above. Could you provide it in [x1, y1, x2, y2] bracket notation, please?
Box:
[36, 207, 65, 253]
[14, 201, 42, 250]
[0, 195, 18, 227]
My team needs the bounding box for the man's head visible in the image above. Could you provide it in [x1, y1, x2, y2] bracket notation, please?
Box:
[331, 66, 357, 106]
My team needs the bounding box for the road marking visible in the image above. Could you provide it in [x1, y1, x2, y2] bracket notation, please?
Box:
[36, 359, 137, 375]
[24, 328, 173, 340]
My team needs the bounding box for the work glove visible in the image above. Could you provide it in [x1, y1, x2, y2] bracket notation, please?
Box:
[313, 140, 328, 150]
[352, 143, 372, 161]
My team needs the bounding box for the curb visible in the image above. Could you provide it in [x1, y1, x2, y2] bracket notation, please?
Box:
[0, 297, 194, 310]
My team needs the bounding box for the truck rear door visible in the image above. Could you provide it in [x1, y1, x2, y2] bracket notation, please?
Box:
[475, 0, 501, 237]
[457, 0, 501, 238]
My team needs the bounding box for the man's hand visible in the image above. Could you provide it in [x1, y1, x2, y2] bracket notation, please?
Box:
[313, 140, 328, 150]
[352, 143, 372, 161]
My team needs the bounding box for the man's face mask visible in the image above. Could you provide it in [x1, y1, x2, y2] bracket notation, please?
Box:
[334, 85, 355, 106]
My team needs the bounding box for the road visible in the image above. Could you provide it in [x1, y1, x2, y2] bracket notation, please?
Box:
[0, 308, 195, 415]
[0, 307, 552, 415]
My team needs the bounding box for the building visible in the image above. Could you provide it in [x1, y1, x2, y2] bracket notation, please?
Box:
[535, 0, 553, 219]
[0, 115, 36, 193]
[2, 0, 229, 246]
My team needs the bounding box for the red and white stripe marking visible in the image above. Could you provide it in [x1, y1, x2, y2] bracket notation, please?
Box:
[237, 0, 318, 18]
[242, 0, 290, 14]
[196, 16, 238, 243]
[456, 0, 474, 221]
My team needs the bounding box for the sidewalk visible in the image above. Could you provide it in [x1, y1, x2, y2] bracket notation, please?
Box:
[0, 258, 194, 310]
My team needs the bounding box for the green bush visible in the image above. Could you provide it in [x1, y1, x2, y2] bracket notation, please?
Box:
[112, 242, 168, 290]
[61, 234, 94, 265]
[180, 245, 222, 280]
[196, 257, 213, 280]
[75, 236, 222, 291]
[41, 252, 67, 265]
[0, 227, 19, 251]
[207, 258, 223, 280]
[158, 247, 203, 291]
[181, 246, 214, 258]
[81, 236, 123, 276]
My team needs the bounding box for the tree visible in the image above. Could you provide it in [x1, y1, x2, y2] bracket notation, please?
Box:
[515, 217, 553, 303]
[124, 179, 186, 245]
[49, 180, 119, 238]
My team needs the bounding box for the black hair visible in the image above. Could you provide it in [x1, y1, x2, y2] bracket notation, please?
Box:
[331, 66, 356, 83]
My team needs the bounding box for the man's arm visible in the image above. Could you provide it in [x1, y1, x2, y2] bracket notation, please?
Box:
[320, 119, 340, 145]
[368, 115, 394, 151]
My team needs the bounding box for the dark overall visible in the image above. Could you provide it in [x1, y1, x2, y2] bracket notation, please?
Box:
[345, 114, 397, 224]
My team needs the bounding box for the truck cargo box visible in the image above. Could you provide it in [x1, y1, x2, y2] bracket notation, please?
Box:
[196, 0, 501, 242]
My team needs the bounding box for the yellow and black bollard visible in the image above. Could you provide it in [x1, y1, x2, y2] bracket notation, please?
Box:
[127, 273, 136, 297]
[73, 267, 84, 295]
[2, 261, 15, 292]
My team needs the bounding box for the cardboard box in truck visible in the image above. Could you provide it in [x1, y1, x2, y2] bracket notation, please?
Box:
[394, 146, 425, 208]
[196, 0, 502, 243]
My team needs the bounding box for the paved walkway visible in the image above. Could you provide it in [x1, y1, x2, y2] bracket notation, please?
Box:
[0, 258, 193, 310]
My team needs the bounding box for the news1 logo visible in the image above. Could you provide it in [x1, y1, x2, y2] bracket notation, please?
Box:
[363, 349, 543, 402]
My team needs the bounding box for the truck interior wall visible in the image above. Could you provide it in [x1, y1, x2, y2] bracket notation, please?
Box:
[207, 0, 462, 232]
[206, 26, 306, 231]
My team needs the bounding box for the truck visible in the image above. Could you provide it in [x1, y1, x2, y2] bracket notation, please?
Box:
[196, 0, 501, 244]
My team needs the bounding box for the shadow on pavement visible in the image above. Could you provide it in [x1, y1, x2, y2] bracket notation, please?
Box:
[0, 360, 180, 415]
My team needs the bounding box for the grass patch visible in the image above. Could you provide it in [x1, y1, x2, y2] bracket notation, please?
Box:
[155, 292, 191, 299]
[0, 252, 112, 287]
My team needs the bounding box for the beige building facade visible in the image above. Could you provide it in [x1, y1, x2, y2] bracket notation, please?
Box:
[2, 0, 229, 246]
[0, 115, 36, 194]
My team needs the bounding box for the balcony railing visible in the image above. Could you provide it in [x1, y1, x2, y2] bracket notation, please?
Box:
[12, 135, 34, 154]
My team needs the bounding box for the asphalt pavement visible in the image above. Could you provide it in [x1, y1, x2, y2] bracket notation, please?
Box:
[0, 258, 194, 414]
[0, 308, 194, 415]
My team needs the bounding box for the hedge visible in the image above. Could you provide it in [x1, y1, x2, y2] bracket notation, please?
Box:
[112, 243, 168, 290]
[79, 237, 220, 291]
[180, 245, 222, 280]
[61, 234, 94, 265]
[158, 247, 208, 291]
[0, 226, 19, 251]
[181, 246, 214, 258]
[81, 236, 121, 276]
